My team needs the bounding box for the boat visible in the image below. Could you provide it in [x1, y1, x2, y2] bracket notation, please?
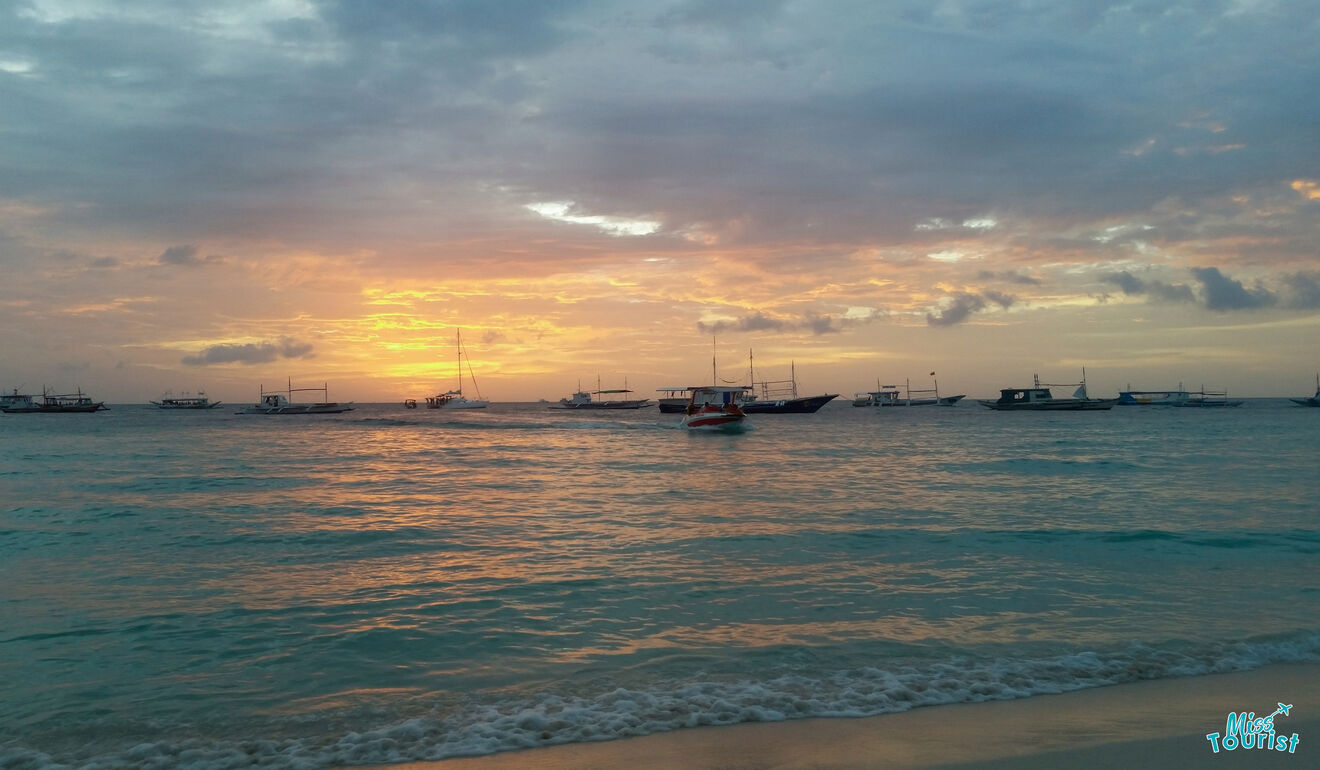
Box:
[738, 354, 837, 414]
[656, 387, 690, 414]
[1290, 375, 1320, 407]
[553, 378, 650, 409]
[151, 391, 222, 409]
[978, 373, 1118, 411]
[1, 387, 108, 413]
[853, 375, 965, 407]
[1117, 386, 1192, 406]
[237, 381, 354, 414]
[425, 329, 489, 409]
[680, 386, 749, 431]
[1168, 387, 1243, 408]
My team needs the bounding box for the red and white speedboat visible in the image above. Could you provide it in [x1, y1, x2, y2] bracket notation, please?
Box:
[680, 386, 749, 431]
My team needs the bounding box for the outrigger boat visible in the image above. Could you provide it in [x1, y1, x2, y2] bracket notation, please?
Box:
[1290, 375, 1320, 407]
[1, 387, 108, 413]
[853, 375, 965, 407]
[738, 354, 837, 414]
[1169, 387, 1243, 408]
[425, 329, 489, 409]
[151, 391, 222, 409]
[238, 380, 354, 414]
[552, 378, 650, 409]
[979, 372, 1118, 411]
[680, 385, 749, 431]
[1118, 386, 1192, 406]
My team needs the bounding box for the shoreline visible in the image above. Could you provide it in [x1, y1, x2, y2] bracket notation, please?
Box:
[361, 662, 1318, 770]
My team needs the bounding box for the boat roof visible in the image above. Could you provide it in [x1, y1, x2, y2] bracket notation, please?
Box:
[687, 385, 750, 393]
[593, 388, 634, 394]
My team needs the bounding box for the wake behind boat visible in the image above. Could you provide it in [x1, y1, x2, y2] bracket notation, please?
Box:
[979, 373, 1118, 411]
[238, 381, 354, 415]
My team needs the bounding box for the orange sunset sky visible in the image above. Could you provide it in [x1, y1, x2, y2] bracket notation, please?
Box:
[2, 1, 1318, 402]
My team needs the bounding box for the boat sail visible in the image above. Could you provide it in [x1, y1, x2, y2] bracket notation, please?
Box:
[427, 329, 489, 409]
[1290, 374, 1320, 407]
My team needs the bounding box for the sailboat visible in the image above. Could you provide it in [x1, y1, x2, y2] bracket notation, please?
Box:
[426, 329, 489, 409]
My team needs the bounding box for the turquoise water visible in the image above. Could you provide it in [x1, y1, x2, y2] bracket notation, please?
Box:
[2, 401, 1317, 768]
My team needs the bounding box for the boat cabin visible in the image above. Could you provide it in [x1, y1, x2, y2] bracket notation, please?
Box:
[992, 387, 1056, 405]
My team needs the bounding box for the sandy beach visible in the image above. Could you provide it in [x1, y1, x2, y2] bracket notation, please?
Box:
[366, 663, 1317, 770]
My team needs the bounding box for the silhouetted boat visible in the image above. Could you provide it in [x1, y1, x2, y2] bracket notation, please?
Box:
[853, 375, 964, 407]
[1290, 375, 1320, 407]
[238, 381, 354, 414]
[738, 356, 837, 414]
[1, 388, 107, 413]
[553, 378, 649, 409]
[151, 392, 222, 409]
[426, 329, 488, 409]
[979, 373, 1117, 411]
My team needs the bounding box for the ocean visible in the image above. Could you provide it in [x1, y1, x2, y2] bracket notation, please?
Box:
[2, 400, 1317, 768]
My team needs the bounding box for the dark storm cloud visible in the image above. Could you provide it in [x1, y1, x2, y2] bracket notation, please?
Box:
[181, 337, 315, 366]
[925, 290, 1016, 327]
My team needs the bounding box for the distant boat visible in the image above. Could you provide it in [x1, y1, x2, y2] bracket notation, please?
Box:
[237, 381, 354, 415]
[979, 373, 1118, 411]
[1290, 375, 1320, 407]
[426, 329, 489, 409]
[854, 375, 965, 407]
[1, 387, 108, 413]
[738, 355, 837, 414]
[680, 386, 749, 431]
[1118, 386, 1192, 406]
[1168, 387, 1243, 408]
[553, 378, 650, 409]
[151, 391, 222, 410]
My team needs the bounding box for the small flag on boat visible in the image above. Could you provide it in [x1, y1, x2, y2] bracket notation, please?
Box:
[930, 371, 936, 376]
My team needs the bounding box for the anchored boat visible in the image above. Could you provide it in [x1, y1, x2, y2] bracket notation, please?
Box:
[151, 391, 222, 409]
[979, 373, 1118, 411]
[1, 388, 108, 413]
[425, 329, 489, 409]
[238, 381, 354, 414]
[1290, 375, 1320, 407]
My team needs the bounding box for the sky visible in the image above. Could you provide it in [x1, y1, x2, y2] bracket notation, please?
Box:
[2, 0, 1318, 402]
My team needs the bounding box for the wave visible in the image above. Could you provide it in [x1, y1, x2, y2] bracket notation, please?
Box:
[7, 632, 1316, 769]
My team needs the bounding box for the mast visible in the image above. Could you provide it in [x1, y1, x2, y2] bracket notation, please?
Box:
[456, 328, 462, 393]
[712, 335, 717, 385]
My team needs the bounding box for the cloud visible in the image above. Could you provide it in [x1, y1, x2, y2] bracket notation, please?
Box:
[1190, 267, 1276, 311]
[977, 269, 1040, 285]
[697, 311, 854, 336]
[1103, 271, 1196, 303]
[1281, 271, 1320, 309]
[926, 291, 1016, 327]
[159, 245, 223, 267]
[182, 337, 315, 366]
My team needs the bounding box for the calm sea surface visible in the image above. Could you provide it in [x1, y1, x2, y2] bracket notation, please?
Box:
[2, 400, 1317, 768]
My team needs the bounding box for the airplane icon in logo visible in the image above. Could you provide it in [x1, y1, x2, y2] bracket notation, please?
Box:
[1269, 703, 1293, 719]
